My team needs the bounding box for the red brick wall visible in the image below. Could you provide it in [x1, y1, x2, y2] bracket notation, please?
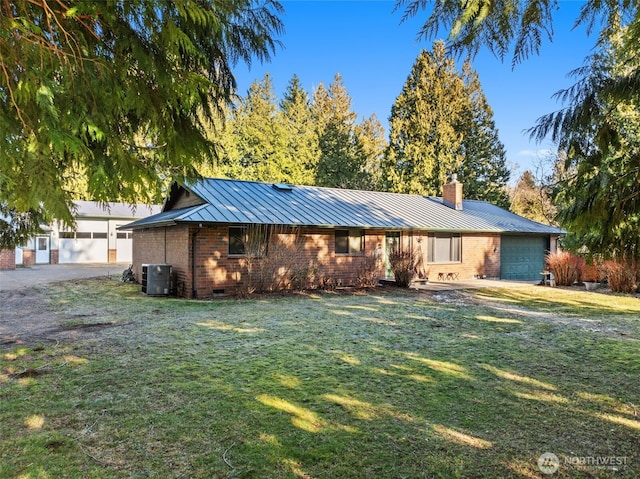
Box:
[132, 226, 190, 294]
[0, 249, 16, 270]
[50, 249, 59, 265]
[108, 249, 117, 264]
[409, 233, 500, 280]
[189, 226, 382, 297]
[132, 225, 502, 297]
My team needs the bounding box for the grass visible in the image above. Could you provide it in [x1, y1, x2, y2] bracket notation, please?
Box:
[1, 280, 639, 478]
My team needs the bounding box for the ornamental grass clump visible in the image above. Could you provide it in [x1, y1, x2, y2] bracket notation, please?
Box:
[546, 250, 583, 286]
[601, 260, 638, 293]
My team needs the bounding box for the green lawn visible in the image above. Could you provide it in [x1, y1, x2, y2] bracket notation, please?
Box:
[1, 280, 639, 478]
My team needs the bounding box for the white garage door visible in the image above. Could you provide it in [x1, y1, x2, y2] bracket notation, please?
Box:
[59, 220, 109, 263]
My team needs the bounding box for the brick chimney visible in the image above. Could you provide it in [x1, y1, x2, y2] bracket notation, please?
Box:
[443, 174, 463, 211]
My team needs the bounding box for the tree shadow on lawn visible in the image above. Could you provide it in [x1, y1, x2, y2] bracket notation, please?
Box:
[4, 282, 638, 478]
[185, 294, 639, 478]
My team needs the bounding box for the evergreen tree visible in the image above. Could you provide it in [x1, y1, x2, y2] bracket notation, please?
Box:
[385, 43, 466, 195]
[458, 63, 511, 207]
[226, 74, 293, 183]
[395, 0, 636, 67]
[532, 22, 640, 263]
[384, 41, 508, 201]
[355, 114, 388, 191]
[279, 75, 320, 185]
[312, 74, 366, 189]
[0, 0, 283, 246]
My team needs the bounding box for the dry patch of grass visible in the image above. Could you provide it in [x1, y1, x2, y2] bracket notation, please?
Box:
[1, 280, 639, 478]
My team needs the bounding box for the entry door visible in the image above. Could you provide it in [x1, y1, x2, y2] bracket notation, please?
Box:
[385, 232, 401, 278]
[35, 236, 50, 264]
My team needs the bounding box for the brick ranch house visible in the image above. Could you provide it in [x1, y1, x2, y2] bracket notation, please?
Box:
[123, 177, 564, 298]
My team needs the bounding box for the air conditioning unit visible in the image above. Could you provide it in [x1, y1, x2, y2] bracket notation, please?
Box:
[141, 264, 172, 296]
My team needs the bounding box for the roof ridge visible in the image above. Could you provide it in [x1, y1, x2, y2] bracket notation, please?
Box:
[197, 177, 445, 200]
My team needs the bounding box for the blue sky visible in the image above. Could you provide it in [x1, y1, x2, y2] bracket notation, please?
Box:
[233, 1, 595, 180]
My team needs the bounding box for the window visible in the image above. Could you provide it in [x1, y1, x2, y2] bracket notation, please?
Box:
[38, 238, 47, 250]
[60, 232, 75, 239]
[228, 226, 269, 256]
[93, 232, 108, 239]
[427, 233, 461, 263]
[335, 229, 364, 254]
[76, 232, 92, 239]
[229, 227, 246, 255]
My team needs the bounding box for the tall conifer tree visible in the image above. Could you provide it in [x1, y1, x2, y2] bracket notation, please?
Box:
[280, 75, 319, 185]
[384, 41, 509, 202]
[227, 74, 292, 183]
[459, 64, 511, 207]
[384, 42, 466, 195]
[312, 74, 365, 189]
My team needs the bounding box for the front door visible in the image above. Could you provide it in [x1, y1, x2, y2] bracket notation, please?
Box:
[385, 232, 401, 278]
[35, 236, 50, 264]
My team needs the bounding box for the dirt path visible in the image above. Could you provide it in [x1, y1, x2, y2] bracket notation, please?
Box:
[0, 287, 117, 350]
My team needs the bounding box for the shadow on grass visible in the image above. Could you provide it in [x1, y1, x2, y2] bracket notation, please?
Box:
[2, 280, 639, 478]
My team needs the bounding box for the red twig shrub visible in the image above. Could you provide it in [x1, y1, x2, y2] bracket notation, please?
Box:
[546, 250, 583, 286]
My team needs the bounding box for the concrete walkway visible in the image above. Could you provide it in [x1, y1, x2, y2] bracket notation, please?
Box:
[410, 278, 536, 291]
[0, 263, 130, 291]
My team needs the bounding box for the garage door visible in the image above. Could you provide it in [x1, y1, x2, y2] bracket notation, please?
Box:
[59, 220, 108, 263]
[59, 232, 108, 263]
[500, 236, 547, 281]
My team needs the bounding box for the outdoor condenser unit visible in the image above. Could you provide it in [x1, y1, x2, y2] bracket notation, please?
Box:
[141, 264, 172, 296]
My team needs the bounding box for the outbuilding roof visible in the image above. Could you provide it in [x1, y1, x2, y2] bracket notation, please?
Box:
[123, 178, 564, 235]
[73, 200, 161, 219]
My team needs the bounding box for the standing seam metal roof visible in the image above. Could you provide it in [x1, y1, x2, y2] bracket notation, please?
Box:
[123, 178, 564, 235]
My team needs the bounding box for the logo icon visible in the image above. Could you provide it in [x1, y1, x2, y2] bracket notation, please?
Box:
[538, 452, 560, 474]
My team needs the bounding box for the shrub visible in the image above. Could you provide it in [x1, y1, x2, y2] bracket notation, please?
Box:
[546, 250, 583, 286]
[600, 260, 638, 293]
[388, 248, 420, 288]
[289, 261, 319, 291]
[241, 225, 305, 294]
[355, 252, 383, 288]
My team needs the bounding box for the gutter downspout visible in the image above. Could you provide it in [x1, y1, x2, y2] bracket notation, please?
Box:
[192, 224, 202, 299]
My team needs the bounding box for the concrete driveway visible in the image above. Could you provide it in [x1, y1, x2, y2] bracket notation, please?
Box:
[0, 263, 130, 291]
